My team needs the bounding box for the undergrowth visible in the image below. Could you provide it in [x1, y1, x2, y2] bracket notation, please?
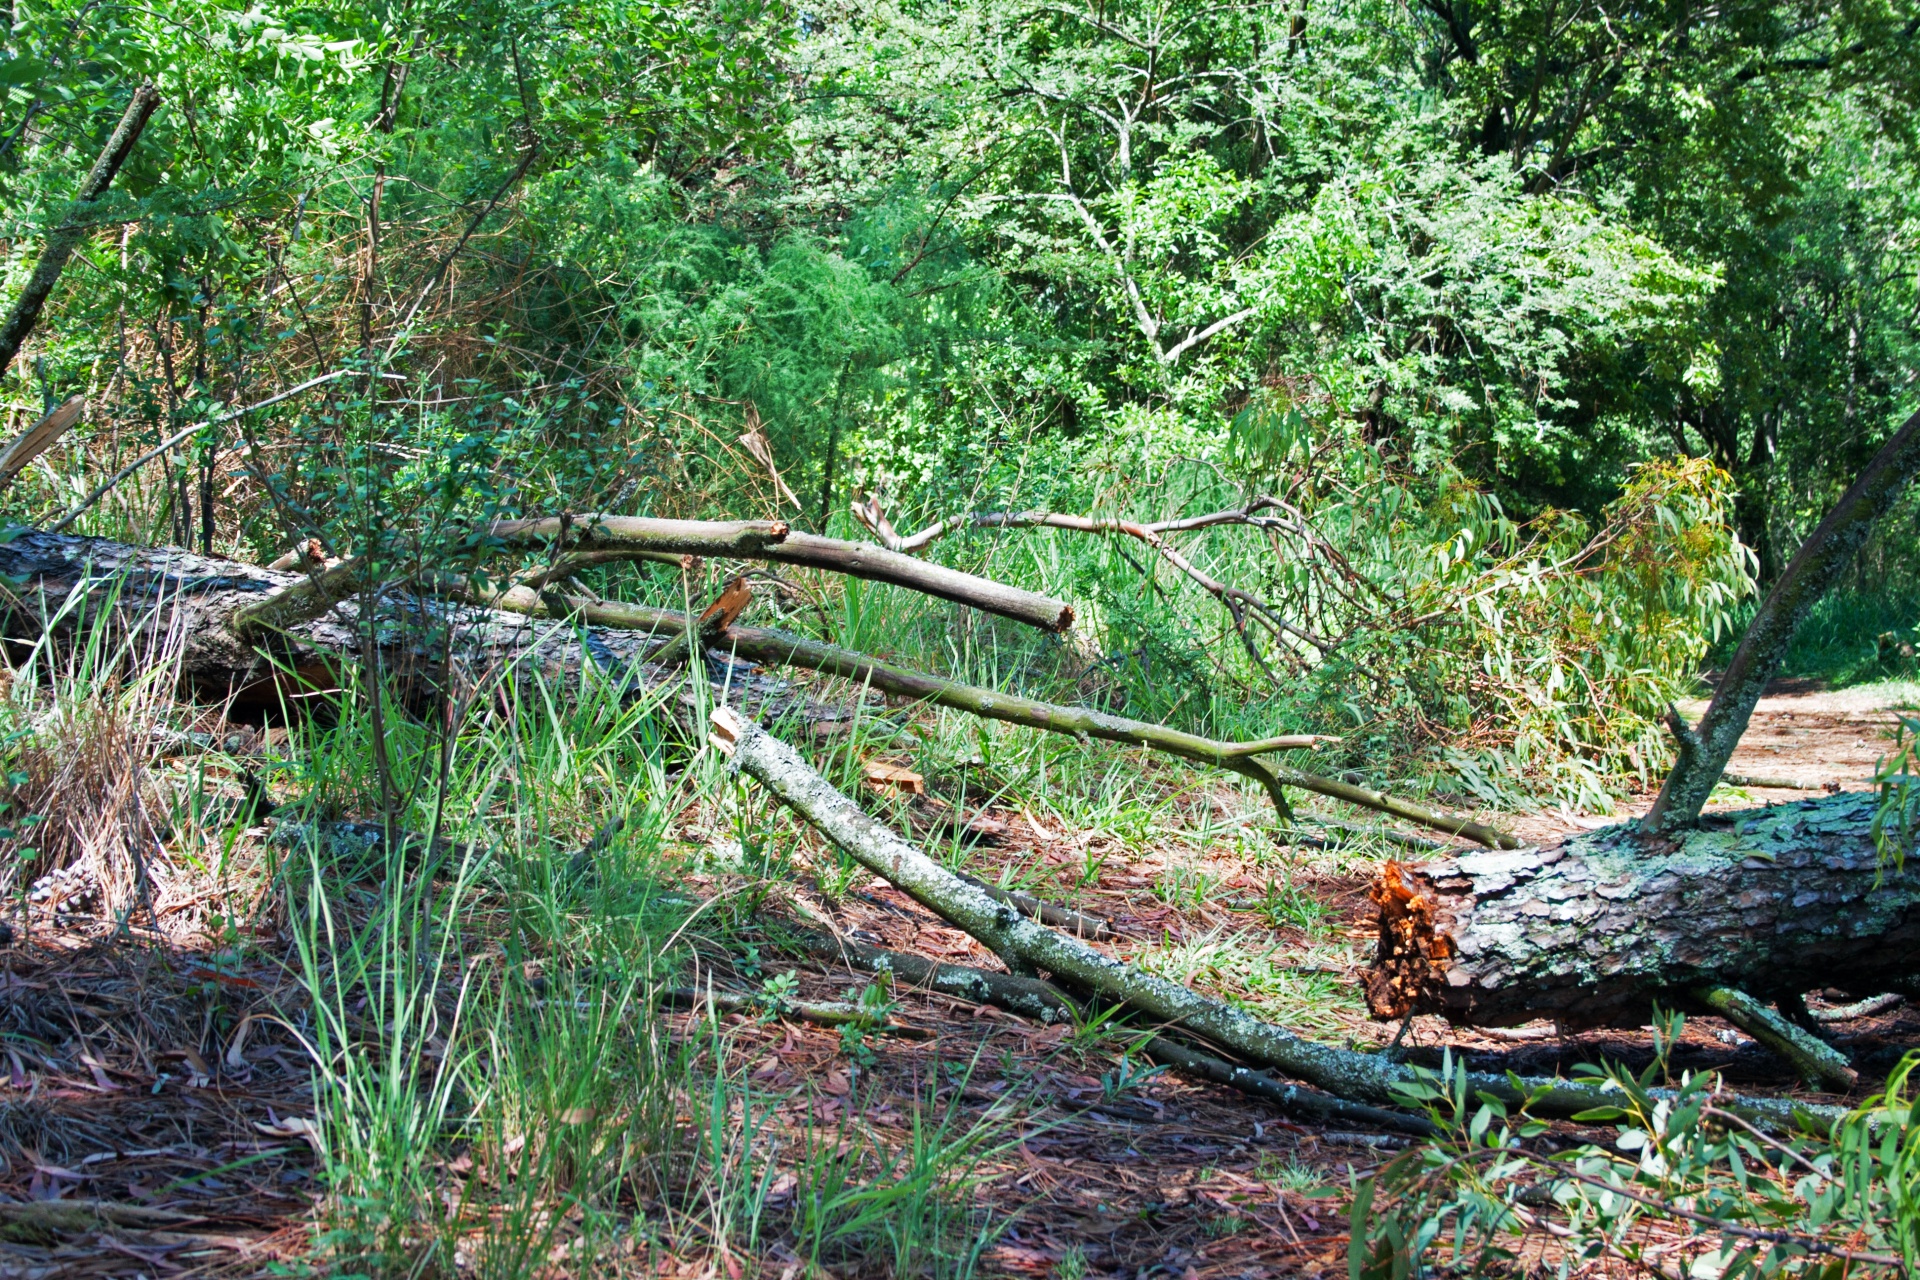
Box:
[1354, 1012, 1918, 1278]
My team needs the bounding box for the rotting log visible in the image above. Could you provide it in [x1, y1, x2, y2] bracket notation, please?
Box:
[1366, 792, 1920, 1042]
[714, 707, 1840, 1132]
[488, 515, 1075, 633]
[0, 532, 826, 730]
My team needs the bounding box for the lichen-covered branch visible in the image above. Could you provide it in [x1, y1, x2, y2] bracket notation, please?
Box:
[489, 514, 1074, 632]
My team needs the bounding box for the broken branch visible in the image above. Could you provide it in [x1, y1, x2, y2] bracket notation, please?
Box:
[714, 708, 1831, 1132]
[489, 515, 1074, 632]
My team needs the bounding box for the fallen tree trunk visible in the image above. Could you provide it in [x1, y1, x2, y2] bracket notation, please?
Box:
[714, 706, 1840, 1132]
[0, 532, 817, 726]
[1366, 792, 1920, 1032]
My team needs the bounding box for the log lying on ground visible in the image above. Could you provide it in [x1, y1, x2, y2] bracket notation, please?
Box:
[1366, 792, 1920, 1038]
[487, 515, 1075, 633]
[0, 532, 821, 729]
[713, 707, 1841, 1132]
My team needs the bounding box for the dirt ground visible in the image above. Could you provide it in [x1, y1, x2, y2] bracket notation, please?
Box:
[1, 681, 1914, 1278]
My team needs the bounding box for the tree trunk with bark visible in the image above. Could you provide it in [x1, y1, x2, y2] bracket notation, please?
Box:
[0, 532, 814, 723]
[1365, 792, 1920, 1029]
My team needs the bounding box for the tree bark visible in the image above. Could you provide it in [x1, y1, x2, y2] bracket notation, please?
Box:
[0, 85, 161, 382]
[488, 516, 1075, 632]
[1646, 405, 1920, 829]
[1367, 792, 1920, 1036]
[0, 532, 816, 726]
[715, 705, 1837, 1131]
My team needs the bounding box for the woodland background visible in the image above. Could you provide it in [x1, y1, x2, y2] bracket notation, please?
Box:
[0, 0, 1918, 1275]
[1, 0, 1914, 805]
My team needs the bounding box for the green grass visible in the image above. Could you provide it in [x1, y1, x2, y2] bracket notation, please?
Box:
[1711, 584, 1920, 687]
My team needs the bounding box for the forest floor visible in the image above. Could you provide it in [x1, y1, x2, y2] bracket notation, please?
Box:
[1, 680, 1915, 1279]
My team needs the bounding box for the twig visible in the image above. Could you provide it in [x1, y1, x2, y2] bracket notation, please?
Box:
[1809, 992, 1903, 1022]
[48, 370, 386, 534]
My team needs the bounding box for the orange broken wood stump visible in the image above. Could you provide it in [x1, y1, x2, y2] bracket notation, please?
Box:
[1363, 860, 1452, 1020]
[862, 760, 926, 796]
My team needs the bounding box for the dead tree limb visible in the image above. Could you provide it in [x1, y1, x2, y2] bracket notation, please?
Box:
[0, 533, 826, 734]
[782, 922, 1435, 1133]
[460, 581, 1510, 846]
[0, 395, 84, 490]
[1366, 793, 1919, 1051]
[713, 707, 1835, 1132]
[854, 498, 1329, 662]
[0, 85, 161, 382]
[1691, 986, 1857, 1092]
[489, 516, 1074, 632]
[1645, 405, 1920, 830]
[712, 623, 1514, 847]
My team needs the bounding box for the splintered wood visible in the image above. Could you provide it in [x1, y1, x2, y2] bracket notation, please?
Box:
[1363, 860, 1450, 1020]
[862, 759, 926, 796]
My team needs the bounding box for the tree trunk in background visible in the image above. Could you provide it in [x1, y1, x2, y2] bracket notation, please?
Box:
[1366, 792, 1920, 1029]
[1645, 405, 1920, 830]
[0, 86, 161, 383]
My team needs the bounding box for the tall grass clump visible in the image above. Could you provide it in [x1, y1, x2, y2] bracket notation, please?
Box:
[275, 655, 1017, 1276]
[0, 588, 210, 929]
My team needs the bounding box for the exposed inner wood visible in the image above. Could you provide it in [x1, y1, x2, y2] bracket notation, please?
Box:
[1366, 792, 1920, 1030]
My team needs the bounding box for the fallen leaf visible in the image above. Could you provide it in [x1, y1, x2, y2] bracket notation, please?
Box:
[224, 1014, 257, 1068]
[255, 1114, 324, 1154]
[176, 1047, 213, 1087]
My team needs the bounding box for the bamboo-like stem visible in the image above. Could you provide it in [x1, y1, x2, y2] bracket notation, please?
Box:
[715, 708, 1836, 1133]
[1692, 986, 1857, 1093]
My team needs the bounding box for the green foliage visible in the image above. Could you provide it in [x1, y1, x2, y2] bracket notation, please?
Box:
[1354, 1026, 1920, 1277]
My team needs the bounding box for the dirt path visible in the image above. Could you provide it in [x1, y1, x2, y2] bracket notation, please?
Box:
[1506, 678, 1918, 846]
